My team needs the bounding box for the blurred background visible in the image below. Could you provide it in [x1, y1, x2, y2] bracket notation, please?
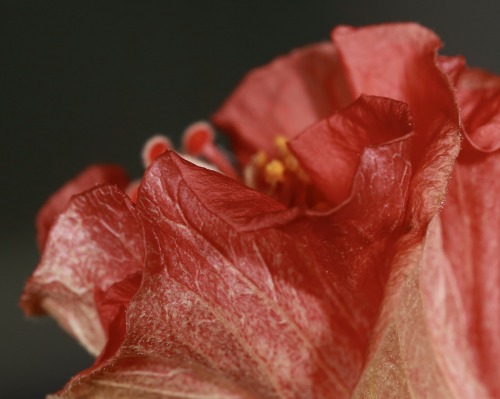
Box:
[1, 1, 499, 397]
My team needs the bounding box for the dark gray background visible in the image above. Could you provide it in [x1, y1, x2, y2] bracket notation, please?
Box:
[2, 1, 499, 397]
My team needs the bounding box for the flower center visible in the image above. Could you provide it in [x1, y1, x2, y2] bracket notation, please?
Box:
[244, 136, 328, 209]
[128, 123, 328, 210]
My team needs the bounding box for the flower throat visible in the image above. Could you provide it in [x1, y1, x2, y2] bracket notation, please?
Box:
[129, 121, 328, 210]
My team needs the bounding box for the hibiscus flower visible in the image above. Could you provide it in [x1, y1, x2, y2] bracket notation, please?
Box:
[20, 23, 499, 398]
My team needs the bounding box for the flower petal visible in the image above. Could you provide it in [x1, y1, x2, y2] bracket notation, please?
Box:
[49, 355, 257, 399]
[289, 95, 414, 206]
[424, 146, 500, 398]
[50, 148, 417, 398]
[94, 270, 143, 359]
[417, 59, 499, 399]
[437, 55, 466, 86]
[213, 43, 351, 164]
[351, 219, 460, 399]
[456, 68, 500, 153]
[21, 185, 144, 355]
[333, 23, 459, 156]
[333, 23, 461, 227]
[36, 165, 129, 251]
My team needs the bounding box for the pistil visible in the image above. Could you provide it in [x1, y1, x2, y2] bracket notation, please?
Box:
[182, 121, 239, 179]
[142, 135, 172, 168]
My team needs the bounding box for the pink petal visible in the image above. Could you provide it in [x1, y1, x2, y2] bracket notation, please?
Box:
[351, 218, 459, 399]
[456, 68, 500, 153]
[289, 95, 414, 205]
[36, 165, 129, 251]
[332, 23, 460, 166]
[51, 147, 415, 398]
[421, 73, 500, 397]
[325, 23, 466, 398]
[437, 55, 466, 86]
[21, 185, 144, 355]
[94, 271, 143, 355]
[213, 43, 351, 164]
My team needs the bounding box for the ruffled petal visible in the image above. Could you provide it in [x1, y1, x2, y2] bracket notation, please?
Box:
[424, 146, 500, 398]
[213, 43, 351, 164]
[36, 165, 129, 251]
[23, 21, 499, 399]
[21, 185, 144, 356]
[437, 55, 466, 86]
[49, 147, 416, 398]
[456, 68, 500, 153]
[49, 355, 257, 399]
[94, 271, 143, 359]
[351, 220, 457, 399]
[333, 24, 459, 158]
[289, 95, 414, 205]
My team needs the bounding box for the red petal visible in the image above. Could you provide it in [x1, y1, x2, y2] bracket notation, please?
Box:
[213, 43, 351, 164]
[21, 185, 144, 355]
[425, 68, 500, 398]
[52, 355, 258, 399]
[333, 23, 460, 161]
[51, 148, 417, 398]
[437, 54, 466, 86]
[456, 68, 500, 153]
[351, 218, 456, 398]
[289, 95, 414, 205]
[422, 103, 500, 397]
[36, 165, 129, 251]
[94, 271, 143, 347]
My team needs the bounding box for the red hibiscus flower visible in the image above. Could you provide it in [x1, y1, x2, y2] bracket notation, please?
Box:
[21, 23, 499, 399]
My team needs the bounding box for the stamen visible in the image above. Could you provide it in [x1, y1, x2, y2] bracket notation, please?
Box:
[253, 151, 268, 168]
[183, 121, 214, 155]
[274, 135, 301, 173]
[274, 135, 288, 156]
[264, 159, 285, 185]
[244, 135, 324, 209]
[182, 121, 239, 179]
[142, 135, 172, 168]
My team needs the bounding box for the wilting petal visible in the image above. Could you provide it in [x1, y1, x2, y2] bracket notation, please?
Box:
[437, 55, 466, 86]
[24, 21, 498, 399]
[289, 95, 414, 205]
[50, 146, 416, 398]
[348, 154, 465, 397]
[347, 29, 499, 399]
[333, 23, 461, 228]
[350, 224, 454, 399]
[36, 165, 129, 250]
[49, 355, 258, 399]
[21, 185, 144, 355]
[94, 271, 143, 354]
[332, 23, 457, 148]
[456, 68, 500, 153]
[213, 43, 351, 164]
[421, 73, 500, 397]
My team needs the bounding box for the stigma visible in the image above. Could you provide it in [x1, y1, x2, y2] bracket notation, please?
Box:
[126, 121, 239, 203]
[128, 125, 327, 210]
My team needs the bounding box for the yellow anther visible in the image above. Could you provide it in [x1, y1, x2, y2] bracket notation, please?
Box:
[274, 135, 289, 156]
[264, 159, 285, 185]
[253, 150, 268, 168]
